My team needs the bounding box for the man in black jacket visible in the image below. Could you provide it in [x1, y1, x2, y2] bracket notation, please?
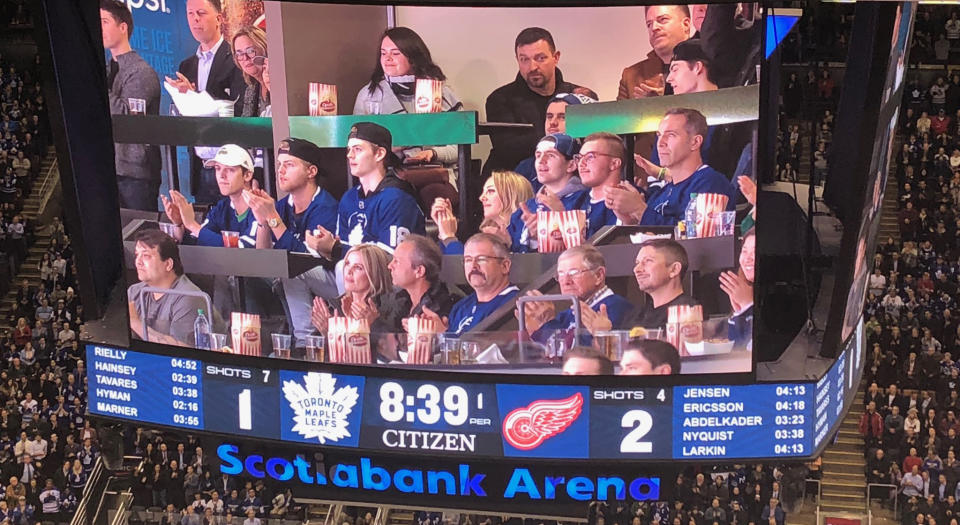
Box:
[483, 27, 596, 178]
[165, 0, 242, 205]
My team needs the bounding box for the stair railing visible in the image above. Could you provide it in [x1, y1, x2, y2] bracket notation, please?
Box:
[865, 483, 898, 515]
[37, 156, 59, 213]
[799, 478, 821, 511]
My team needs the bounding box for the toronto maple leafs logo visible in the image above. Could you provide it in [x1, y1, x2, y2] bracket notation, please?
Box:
[502, 393, 583, 450]
[282, 372, 359, 443]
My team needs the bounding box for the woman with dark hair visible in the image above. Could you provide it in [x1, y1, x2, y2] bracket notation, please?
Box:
[353, 27, 463, 208]
[720, 228, 754, 351]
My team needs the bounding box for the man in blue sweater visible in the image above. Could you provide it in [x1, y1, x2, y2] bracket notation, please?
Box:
[507, 133, 588, 252]
[307, 123, 425, 262]
[639, 108, 734, 225]
[522, 245, 633, 345]
[243, 137, 339, 346]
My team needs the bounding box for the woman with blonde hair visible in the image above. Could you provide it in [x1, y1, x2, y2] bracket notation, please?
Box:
[230, 25, 268, 117]
[432, 170, 534, 254]
[310, 244, 404, 338]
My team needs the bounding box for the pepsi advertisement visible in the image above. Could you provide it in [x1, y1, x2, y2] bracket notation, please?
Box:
[215, 441, 666, 517]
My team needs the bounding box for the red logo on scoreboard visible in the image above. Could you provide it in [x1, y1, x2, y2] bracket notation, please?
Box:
[502, 393, 583, 450]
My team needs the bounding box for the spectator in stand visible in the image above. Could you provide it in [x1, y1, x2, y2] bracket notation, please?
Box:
[484, 27, 596, 175]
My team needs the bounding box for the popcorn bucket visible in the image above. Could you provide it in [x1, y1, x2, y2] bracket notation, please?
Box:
[415, 79, 443, 113]
[230, 312, 261, 357]
[560, 210, 587, 249]
[328, 317, 371, 364]
[308, 83, 337, 116]
[694, 193, 729, 238]
[405, 317, 438, 364]
[666, 305, 703, 356]
[537, 211, 566, 253]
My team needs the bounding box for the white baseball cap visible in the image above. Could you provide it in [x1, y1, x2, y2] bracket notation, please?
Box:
[203, 144, 254, 171]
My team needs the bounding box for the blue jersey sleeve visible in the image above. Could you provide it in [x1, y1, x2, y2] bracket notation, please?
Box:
[441, 240, 464, 255]
[195, 199, 228, 247]
[506, 205, 532, 253]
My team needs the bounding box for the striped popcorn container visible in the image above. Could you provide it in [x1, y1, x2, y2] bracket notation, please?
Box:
[230, 312, 261, 357]
[666, 304, 703, 355]
[406, 317, 438, 364]
[560, 210, 587, 249]
[536, 211, 566, 253]
[308, 82, 337, 116]
[694, 193, 729, 238]
[415, 79, 443, 113]
[328, 317, 371, 364]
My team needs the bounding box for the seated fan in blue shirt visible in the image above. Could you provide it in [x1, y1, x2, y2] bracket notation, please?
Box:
[521, 244, 633, 346]
[240, 137, 341, 347]
[161, 144, 259, 248]
[307, 122, 426, 264]
[414, 233, 519, 336]
[639, 108, 735, 226]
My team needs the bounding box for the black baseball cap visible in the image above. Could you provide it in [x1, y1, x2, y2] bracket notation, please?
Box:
[278, 137, 325, 171]
[671, 39, 709, 65]
[347, 122, 401, 167]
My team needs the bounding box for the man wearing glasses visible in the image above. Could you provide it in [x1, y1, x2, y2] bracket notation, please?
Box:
[418, 233, 519, 336]
[507, 133, 587, 252]
[521, 245, 633, 344]
[573, 132, 629, 237]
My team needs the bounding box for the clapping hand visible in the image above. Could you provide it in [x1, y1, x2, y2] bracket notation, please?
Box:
[719, 270, 753, 313]
[305, 226, 338, 259]
[580, 302, 612, 335]
[241, 187, 277, 224]
[516, 290, 556, 334]
[431, 198, 458, 241]
[310, 297, 331, 334]
[519, 201, 538, 234]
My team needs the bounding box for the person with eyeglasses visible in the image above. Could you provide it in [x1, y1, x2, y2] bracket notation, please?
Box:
[414, 233, 519, 336]
[229, 26, 268, 118]
[513, 93, 596, 190]
[570, 132, 629, 236]
[520, 245, 633, 345]
[507, 133, 588, 253]
[483, 27, 597, 178]
[637, 108, 735, 226]
[100, 0, 162, 211]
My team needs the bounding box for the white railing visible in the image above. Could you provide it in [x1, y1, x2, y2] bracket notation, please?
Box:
[37, 156, 59, 213]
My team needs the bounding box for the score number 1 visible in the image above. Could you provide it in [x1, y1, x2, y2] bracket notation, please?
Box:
[235, 370, 271, 432]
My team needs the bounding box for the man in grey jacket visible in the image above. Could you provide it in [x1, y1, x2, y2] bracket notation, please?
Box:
[100, 0, 162, 211]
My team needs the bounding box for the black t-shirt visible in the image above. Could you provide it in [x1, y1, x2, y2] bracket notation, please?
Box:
[627, 293, 701, 329]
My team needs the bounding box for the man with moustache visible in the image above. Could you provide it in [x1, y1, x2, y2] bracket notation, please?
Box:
[416, 233, 519, 335]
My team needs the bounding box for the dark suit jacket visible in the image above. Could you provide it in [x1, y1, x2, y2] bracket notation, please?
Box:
[177, 42, 241, 104]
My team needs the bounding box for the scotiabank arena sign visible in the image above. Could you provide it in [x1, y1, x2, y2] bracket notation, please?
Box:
[217, 442, 666, 516]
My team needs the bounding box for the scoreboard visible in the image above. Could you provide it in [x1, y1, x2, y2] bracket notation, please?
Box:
[87, 331, 862, 462]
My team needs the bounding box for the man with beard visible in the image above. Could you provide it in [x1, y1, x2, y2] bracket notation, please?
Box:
[484, 27, 597, 175]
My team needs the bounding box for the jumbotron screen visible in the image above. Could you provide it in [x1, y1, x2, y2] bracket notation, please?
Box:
[104, 0, 762, 377]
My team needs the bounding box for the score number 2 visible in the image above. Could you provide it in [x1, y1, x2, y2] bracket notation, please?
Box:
[620, 410, 653, 453]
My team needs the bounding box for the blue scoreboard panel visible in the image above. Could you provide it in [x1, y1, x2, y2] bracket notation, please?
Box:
[87, 335, 861, 462]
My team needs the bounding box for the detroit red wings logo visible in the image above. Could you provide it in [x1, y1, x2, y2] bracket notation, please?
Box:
[502, 393, 583, 450]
